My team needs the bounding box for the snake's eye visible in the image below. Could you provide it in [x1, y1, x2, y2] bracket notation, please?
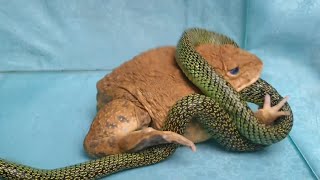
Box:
[229, 67, 239, 75]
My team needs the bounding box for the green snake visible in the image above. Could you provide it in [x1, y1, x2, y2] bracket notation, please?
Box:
[0, 28, 293, 179]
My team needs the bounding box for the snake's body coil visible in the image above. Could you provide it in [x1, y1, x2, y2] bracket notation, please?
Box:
[0, 28, 293, 180]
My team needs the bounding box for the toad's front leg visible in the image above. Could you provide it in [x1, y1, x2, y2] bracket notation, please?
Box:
[254, 94, 290, 125]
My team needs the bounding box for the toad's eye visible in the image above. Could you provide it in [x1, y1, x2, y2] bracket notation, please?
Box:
[229, 67, 239, 75]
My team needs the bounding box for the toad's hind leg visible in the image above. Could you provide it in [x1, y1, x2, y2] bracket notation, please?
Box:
[84, 99, 195, 158]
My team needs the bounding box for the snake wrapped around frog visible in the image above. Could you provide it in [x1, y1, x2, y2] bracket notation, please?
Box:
[0, 28, 293, 180]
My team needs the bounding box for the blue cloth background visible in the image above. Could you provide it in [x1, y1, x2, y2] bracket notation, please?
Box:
[0, 0, 319, 179]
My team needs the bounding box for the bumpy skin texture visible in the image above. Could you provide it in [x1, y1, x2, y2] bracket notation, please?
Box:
[85, 43, 263, 157]
[0, 28, 293, 179]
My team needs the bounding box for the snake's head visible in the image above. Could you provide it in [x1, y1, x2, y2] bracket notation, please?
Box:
[196, 44, 263, 92]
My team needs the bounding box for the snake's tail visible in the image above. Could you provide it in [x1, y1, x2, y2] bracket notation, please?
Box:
[0, 145, 177, 180]
[176, 28, 293, 145]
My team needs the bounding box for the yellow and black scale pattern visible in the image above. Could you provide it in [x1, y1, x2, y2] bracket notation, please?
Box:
[0, 28, 293, 180]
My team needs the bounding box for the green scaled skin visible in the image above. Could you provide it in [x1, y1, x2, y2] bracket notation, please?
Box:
[0, 28, 293, 180]
[175, 28, 293, 145]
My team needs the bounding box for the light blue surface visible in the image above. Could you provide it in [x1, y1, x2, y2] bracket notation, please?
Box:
[0, 0, 318, 179]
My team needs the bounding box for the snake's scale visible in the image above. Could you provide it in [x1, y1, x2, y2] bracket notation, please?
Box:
[0, 28, 293, 180]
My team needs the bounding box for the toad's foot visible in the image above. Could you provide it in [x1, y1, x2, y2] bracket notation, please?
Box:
[119, 127, 196, 152]
[254, 94, 291, 125]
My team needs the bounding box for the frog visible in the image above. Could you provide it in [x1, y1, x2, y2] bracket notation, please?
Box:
[83, 44, 290, 157]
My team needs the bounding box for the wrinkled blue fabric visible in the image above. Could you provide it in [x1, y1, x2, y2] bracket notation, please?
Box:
[0, 0, 319, 179]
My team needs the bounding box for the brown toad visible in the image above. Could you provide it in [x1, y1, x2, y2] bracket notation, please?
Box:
[84, 44, 289, 157]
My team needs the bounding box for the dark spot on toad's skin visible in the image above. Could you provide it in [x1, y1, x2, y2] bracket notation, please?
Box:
[117, 115, 129, 123]
[106, 122, 118, 129]
[107, 137, 116, 148]
[97, 92, 113, 103]
[89, 141, 99, 149]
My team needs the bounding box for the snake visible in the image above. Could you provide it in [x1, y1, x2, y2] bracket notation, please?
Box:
[0, 28, 293, 180]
